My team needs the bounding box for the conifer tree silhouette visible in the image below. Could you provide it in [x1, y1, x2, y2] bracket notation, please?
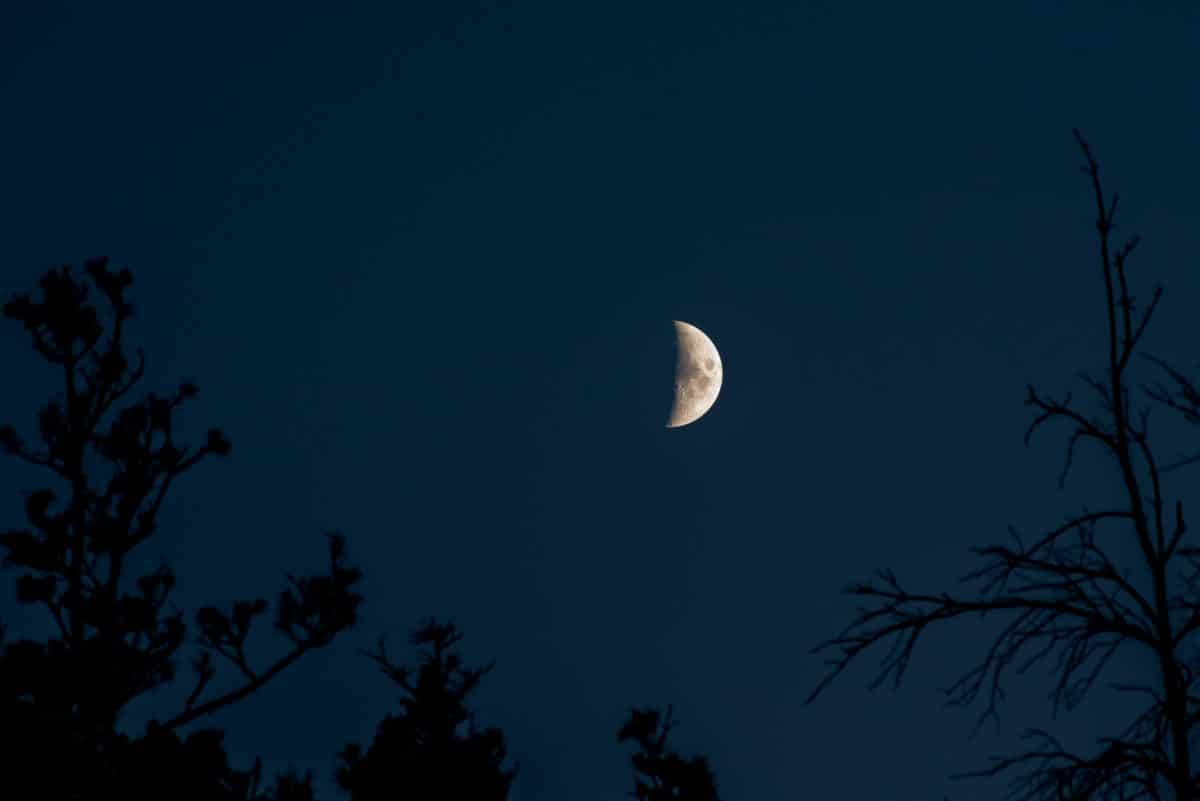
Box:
[617, 706, 721, 801]
[809, 135, 1200, 800]
[261, 769, 319, 801]
[335, 619, 515, 801]
[0, 260, 363, 800]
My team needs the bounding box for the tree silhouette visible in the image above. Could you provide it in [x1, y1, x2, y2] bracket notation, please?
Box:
[335, 618, 515, 800]
[808, 132, 1200, 801]
[617, 706, 721, 801]
[260, 769, 319, 801]
[0, 260, 363, 799]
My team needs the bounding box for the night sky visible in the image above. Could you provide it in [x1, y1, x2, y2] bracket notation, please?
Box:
[3, 3, 1200, 799]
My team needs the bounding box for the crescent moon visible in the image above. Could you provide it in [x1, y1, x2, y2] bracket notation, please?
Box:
[667, 320, 723, 428]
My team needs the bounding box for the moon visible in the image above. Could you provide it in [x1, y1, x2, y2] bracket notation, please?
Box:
[667, 320, 723, 428]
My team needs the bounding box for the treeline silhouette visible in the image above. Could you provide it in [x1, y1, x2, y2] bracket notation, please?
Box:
[0, 261, 722, 800]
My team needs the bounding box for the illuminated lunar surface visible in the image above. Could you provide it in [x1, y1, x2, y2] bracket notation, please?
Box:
[667, 320, 722, 428]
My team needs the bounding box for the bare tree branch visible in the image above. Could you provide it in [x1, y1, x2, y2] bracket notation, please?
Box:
[809, 133, 1200, 801]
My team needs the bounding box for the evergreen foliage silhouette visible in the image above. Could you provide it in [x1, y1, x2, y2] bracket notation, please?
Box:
[617, 706, 721, 801]
[809, 133, 1200, 801]
[335, 619, 515, 801]
[0, 260, 363, 800]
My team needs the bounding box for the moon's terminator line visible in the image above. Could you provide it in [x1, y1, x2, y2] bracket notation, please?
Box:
[667, 320, 722, 428]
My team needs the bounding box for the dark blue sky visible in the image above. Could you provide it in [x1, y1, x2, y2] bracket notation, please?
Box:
[2, 2, 1199, 799]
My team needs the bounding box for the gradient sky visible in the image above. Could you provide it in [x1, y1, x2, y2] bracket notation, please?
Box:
[2, 3, 1199, 799]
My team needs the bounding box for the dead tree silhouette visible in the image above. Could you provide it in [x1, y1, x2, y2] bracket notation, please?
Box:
[808, 133, 1200, 801]
[0, 261, 363, 800]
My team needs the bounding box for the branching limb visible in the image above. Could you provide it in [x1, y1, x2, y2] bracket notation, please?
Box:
[164, 534, 362, 730]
